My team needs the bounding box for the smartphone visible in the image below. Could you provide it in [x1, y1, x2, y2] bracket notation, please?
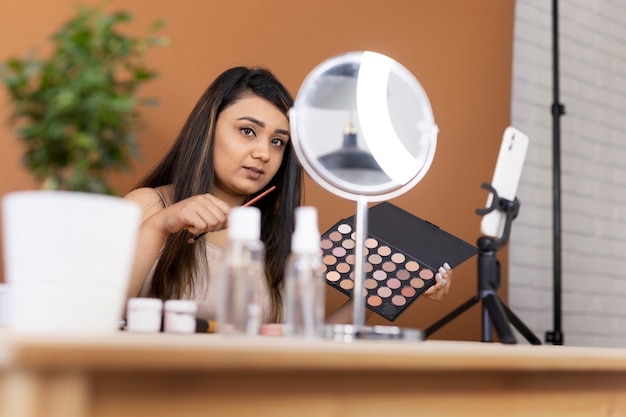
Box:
[480, 127, 529, 239]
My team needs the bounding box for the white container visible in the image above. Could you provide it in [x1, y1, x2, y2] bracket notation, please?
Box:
[283, 207, 325, 338]
[126, 297, 163, 333]
[0, 284, 11, 327]
[217, 206, 265, 336]
[163, 300, 197, 334]
[2, 191, 141, 334]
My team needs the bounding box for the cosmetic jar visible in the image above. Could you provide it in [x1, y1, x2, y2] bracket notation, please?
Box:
[0, 284, 12, 327]
[126, 297, 163, 333]
[164, 300, 198, 334]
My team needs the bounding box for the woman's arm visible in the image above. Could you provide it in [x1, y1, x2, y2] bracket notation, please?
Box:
[123, 188, 171, 299]
[123, 187, 231, 299]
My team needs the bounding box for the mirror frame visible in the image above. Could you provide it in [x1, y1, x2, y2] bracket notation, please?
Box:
[290, 51, 438, 202]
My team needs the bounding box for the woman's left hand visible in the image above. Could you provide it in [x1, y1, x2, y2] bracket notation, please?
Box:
[423, 262, 453, 301]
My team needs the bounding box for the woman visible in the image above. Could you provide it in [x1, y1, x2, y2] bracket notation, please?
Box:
[124, 66, 453, 325]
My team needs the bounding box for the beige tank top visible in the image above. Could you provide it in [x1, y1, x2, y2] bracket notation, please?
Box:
[137, 188, 271, 322]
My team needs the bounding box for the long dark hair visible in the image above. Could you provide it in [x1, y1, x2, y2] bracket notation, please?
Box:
[136, 67, 302, 322]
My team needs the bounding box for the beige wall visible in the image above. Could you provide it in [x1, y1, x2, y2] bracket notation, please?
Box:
[0, 0, 515, 341]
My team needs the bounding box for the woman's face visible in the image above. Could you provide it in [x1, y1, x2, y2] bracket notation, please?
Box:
[212, 94, 289, 204]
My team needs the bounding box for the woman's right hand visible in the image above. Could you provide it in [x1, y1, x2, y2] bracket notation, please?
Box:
[124, 187, 231, 239]
[153, 193, 231, 237]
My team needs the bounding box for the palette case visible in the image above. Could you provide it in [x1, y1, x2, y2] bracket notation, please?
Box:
[320, 202, 477, 321]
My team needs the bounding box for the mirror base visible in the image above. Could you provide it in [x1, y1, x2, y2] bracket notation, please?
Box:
[323, 324, 424, 342]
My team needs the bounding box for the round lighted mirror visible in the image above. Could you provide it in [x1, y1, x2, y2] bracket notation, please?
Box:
[290, 51, 438, 202]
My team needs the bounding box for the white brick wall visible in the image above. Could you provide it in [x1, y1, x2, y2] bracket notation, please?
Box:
[511, 0, 626, 346]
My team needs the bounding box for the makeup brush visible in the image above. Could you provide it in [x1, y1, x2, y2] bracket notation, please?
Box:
[190, 185, 277, 242]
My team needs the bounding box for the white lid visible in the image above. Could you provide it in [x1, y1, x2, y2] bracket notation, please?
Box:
[127, 297, 163, 311]
[164, 299, 198, 314]
[291, 206, 321, 254]
[228, 206, 261, 241]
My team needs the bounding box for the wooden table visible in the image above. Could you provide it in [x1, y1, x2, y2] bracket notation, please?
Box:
[2, 328, 626, 417]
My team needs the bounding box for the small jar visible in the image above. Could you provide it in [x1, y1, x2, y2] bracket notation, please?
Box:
[126, 297, 163, 333]
[164, 300, 198, 334]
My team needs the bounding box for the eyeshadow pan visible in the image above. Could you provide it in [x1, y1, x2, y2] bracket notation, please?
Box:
[340, 279, 354, 290]
[420, 269, 435, 280]
[368, 295, 382, 307]
[320, 239, 334, 250]
[323, 254, 337, 265]
[365, 238, 378, 248]
[326, 271, 341, 282]
[405, 261, 420, 271]
[320, 202, 477, 322]
[368, 254, 383, 265]
[337, 223, 352, 234]
[365, 279, 378, 289]
[329, 231, 343, 242]
[387, 278, 401, 289]
[382, 305, 397, 317]
[382, 261, 396, 272]
[396, 269, 410, 280]
[377, 245, 392, 256]
[373, 270, 387, 281]
[391, 253, 406, 263]
[401, 286, 416, 297]
[377, 287, 392, 298]
[410, 278, 425, 288]
[342, 239, 356, 249]
[392, 295, 406, 306]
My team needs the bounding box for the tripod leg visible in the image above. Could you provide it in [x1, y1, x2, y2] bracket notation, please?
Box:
[483, 294, 516, 344]
[500, 300, 542, 345]
[424, 296, 480, 338]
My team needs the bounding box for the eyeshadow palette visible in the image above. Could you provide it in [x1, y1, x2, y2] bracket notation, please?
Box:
[321, 202, 477, 321]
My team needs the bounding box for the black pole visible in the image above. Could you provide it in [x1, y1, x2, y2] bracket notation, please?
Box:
[546, 0, 565, 346]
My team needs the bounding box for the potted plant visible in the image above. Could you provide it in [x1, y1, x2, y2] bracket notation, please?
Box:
[1, 4, 167, 194]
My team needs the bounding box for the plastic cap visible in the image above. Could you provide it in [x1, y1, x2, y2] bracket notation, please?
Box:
[291, 206, 321, 253]
[228, 206, 261, 241]
[127, 297, 163, 311]
[164, 299, 198, 314]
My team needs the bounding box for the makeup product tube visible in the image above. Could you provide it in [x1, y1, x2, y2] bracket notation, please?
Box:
[126, 297, 163, 333]
[217, 206, 265, 336]
[283, 207, 325, 338]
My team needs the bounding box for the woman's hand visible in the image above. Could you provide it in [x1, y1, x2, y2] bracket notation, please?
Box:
[153, 193, 230, 237]
[423, 262, 453, 301]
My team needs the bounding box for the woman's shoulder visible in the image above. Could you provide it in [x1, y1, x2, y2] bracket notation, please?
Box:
[124, 185, 172, 218]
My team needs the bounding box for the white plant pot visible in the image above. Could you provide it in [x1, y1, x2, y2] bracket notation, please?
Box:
[2, 190, 141, 334]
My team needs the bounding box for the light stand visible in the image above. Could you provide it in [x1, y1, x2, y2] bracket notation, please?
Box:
[546, 0, 565, 346]
[424, 183, 542, 345]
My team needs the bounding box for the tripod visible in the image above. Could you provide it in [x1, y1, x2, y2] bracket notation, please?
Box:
[424, 183, 541, 345]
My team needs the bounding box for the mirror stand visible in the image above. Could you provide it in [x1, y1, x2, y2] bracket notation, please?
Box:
[292, 51, 436, 342]
[324, 197, 425, 342]
[351, 197, 368, 327]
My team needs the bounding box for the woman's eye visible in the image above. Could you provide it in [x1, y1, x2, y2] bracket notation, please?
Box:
[271, 138, 285, 147]
[241, 127, 256, 136]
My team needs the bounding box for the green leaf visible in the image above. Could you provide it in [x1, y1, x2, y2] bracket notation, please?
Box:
[0, 4, 167, 194]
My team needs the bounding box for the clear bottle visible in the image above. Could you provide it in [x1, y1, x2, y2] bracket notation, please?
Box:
[217, 206, 265, 336]
[283, 206, 325, 338]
